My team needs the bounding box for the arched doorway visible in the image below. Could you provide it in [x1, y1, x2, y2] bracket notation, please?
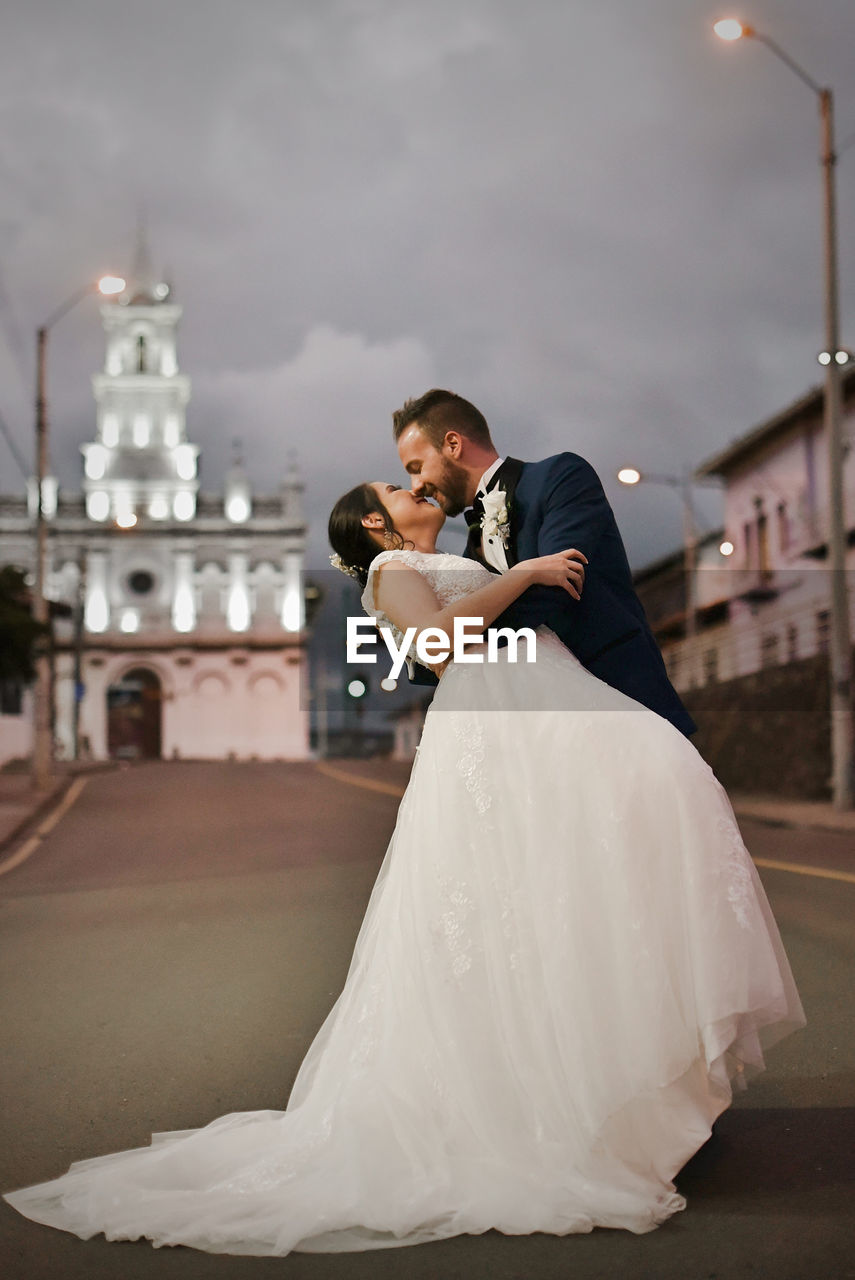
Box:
[107, 667, 163, 760]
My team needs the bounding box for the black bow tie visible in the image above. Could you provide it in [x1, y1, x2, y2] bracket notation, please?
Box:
[464, 491, 485, 531]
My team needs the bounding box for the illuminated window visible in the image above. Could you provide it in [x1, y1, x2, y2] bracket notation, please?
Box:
[175, 445, 196, 481]
[101, 413, 119, 447]
[226, 493, 250, 523]
[163, 414, 180, 448]
[87, 491, 110, 522]
[85, 445, 107, 480]
[173, 492, 195, 521]
[85, 587, 109, 633]
[227, 584, 250, 632]
[133, 413, 150, 447]
[173, 584, 196, 633]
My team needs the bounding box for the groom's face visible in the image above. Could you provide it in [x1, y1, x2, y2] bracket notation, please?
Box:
[397, 425, 472, 518]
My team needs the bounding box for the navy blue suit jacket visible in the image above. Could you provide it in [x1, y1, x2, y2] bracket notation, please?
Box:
[457, 454, 694, 736]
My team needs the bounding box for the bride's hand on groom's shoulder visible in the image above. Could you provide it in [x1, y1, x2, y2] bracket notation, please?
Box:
[516, 549, 587, 600]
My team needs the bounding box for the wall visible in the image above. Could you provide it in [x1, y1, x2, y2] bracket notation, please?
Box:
[0, 689, 33, 767]
[68, 647, 309, 762]
[682, 651, 835, 800]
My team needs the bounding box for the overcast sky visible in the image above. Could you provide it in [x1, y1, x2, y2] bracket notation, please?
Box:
[1, 0, 854, 570]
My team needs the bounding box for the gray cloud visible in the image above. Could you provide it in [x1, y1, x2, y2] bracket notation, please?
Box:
[1, 0, 853, 568]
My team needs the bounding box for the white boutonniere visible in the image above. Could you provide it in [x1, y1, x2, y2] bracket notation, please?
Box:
[481, 487, 511, 546]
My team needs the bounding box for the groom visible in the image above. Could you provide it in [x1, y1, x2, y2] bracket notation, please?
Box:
[393, 388, 695, 737]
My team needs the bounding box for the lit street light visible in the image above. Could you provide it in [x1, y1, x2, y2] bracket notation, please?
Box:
[817, 349, 852, 367]
[712, 18, 746, 42]
[32, 274, 126, 790]
[713, 17, 853, 808]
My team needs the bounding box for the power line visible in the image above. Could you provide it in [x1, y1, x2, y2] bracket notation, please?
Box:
[0, 262, 31, 401]
[0, 406, 29, 483]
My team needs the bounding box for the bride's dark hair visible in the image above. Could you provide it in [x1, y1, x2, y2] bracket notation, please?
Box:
[328, 484, 410, 588]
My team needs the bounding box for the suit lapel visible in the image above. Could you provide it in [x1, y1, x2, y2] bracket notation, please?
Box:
[492, 456, 525, 568]
[464, 519, 485, 564]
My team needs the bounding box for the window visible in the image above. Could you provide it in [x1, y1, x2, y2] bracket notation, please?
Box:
[757, 509, 770, 576]
[817, 610, 831, 656]
[786, 625, 799, 663]
[0, 679, 23, 716]
[128, 570, 155, 596]
[777, 502, 791, 553]
[760, 632, 779, 668]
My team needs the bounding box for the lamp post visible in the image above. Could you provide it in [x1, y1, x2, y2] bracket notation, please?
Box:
[31, 274, 125, 790]
[713, 18, 853, 808]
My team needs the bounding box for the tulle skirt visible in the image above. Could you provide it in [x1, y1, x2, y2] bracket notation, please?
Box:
[3, 632, 804, 1254]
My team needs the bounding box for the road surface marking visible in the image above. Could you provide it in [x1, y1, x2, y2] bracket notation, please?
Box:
[315, 761, 406, 798]
[318, 766, 855, 884]
[0, 776, 89, 878]
[753, 856, 855, 886]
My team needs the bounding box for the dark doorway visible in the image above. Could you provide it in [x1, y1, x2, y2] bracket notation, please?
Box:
[107, 667, 163, 760]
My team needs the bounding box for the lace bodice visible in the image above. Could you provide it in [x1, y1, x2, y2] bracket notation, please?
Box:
[361, 549, 496, 668]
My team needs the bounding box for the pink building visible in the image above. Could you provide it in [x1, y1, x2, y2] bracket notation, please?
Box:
[639, 366, 855, 692]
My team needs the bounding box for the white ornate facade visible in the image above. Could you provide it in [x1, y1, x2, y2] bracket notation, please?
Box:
[0, 252, 309, 764]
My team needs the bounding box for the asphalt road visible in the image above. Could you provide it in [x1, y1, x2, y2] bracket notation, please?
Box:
[0, 760, 853, 1280]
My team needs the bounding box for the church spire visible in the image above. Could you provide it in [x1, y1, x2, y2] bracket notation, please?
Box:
[124, 215, 170, 306]
[133, 214, 153, 286]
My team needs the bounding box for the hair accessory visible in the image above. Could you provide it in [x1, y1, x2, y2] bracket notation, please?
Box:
[329, 552, 362, 580]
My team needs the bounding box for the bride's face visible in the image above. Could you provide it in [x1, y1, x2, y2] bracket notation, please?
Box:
[368, 482, 445, 543]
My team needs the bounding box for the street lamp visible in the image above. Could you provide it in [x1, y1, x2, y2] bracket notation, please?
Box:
[713, 18, 853, 809]
[32, 274, 125, 790]
[817, 349, 852, 367]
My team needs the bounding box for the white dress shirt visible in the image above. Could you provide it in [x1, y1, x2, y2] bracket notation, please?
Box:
[475, 458, 509, 573]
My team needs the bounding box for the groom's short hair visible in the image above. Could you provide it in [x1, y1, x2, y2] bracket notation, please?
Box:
[392, 389, 493, 450]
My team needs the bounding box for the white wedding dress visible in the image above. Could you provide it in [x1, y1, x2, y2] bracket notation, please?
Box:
[4, 549, 804, 1255]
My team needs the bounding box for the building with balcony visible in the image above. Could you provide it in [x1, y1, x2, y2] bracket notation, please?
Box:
[633, 366, 855, 798]
[635, 365, 855, 695]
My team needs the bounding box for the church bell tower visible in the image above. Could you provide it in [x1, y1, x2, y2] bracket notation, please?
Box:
[81, 231, 198, 529]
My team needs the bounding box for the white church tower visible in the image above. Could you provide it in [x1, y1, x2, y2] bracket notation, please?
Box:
[83, 237, 196, 533]
[0, 234, 310, 764]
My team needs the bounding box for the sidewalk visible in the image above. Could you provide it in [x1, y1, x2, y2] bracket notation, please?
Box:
[729, 793, 855, 834]
[0, 760, 117, 853]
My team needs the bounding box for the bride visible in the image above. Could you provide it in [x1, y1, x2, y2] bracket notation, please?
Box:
[3, 480, 804, 1256]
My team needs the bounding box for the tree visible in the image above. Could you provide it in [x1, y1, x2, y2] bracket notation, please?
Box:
[0, 566, 48, 684]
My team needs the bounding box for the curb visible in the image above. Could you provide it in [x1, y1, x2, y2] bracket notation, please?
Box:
[731, 803, 855, 836]
[0, 762, 117, 857]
